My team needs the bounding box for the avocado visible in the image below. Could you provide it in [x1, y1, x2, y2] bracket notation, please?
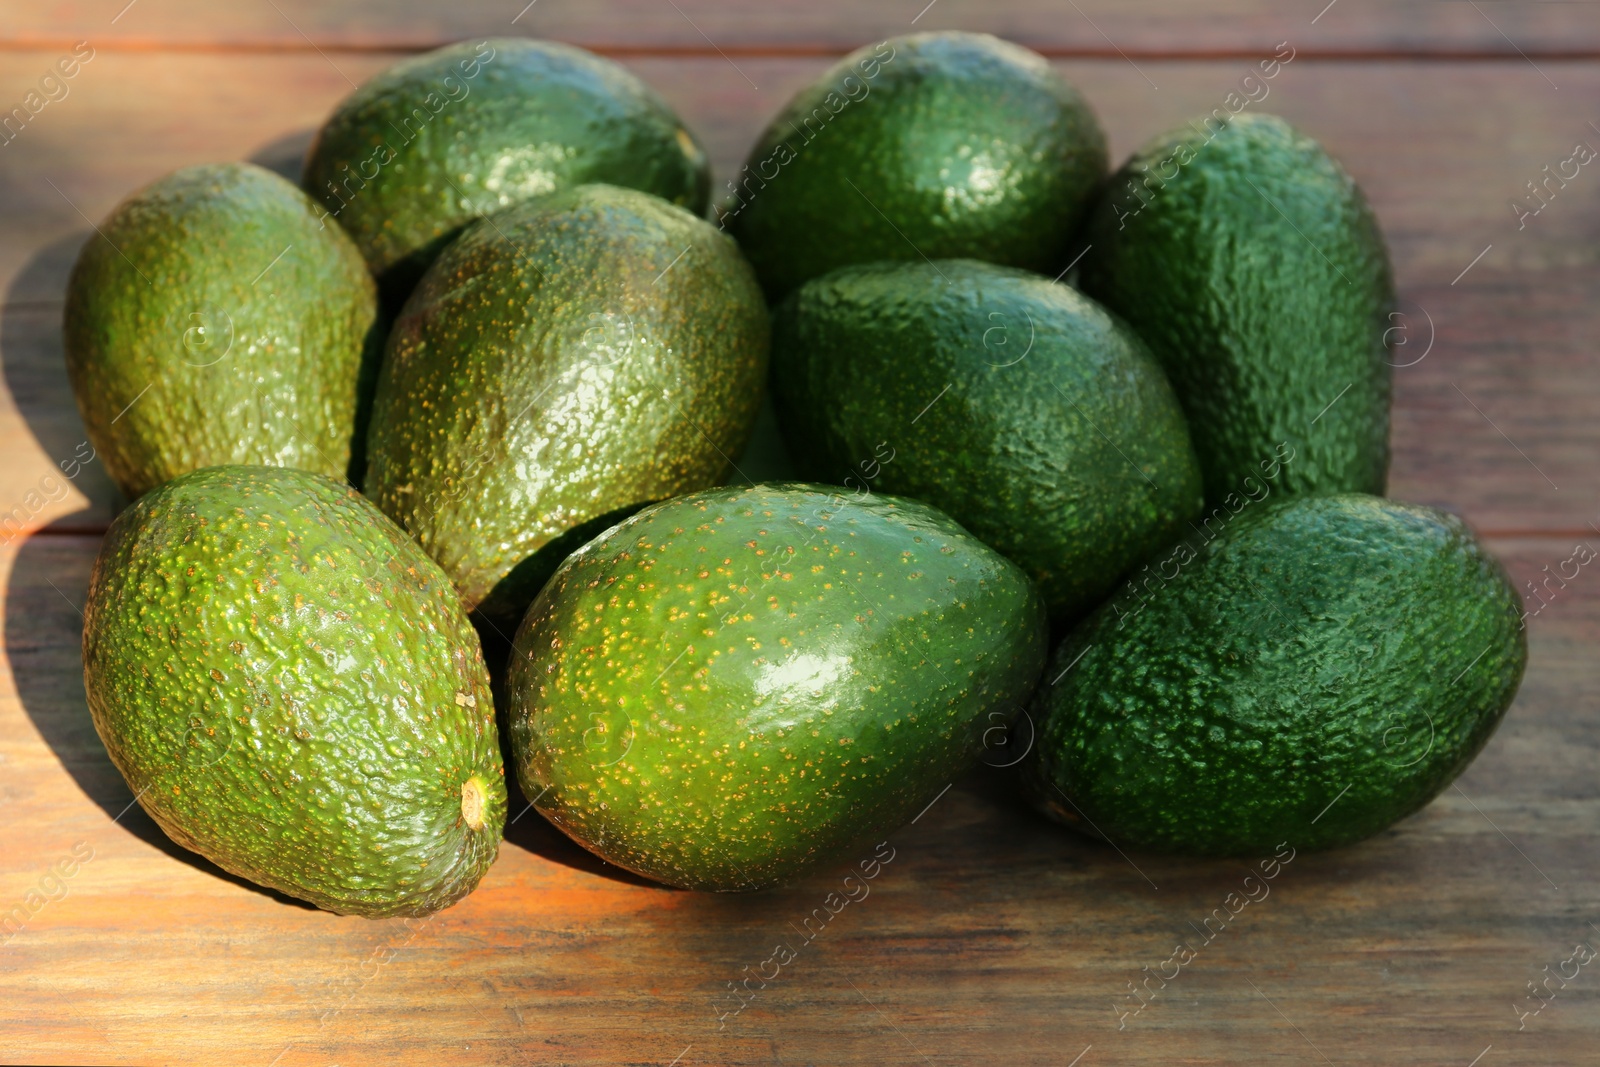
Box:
[724, 32, 1107, 299]
[82, 465, 506, 917]
[63, 162, 379, 500]
[507, 483, 1048, 890]
[770, 259, 1203, 621]
[303, 38, 711, 298]
[1077, 112, 1394, 506]
[1024, 493, 1526, 856]
[363, 183, 768, 629]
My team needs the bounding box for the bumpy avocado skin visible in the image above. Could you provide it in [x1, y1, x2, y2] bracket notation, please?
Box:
[82, 465, 506, 917]
[770, 259, 1203, 621]
[507, 483, 1048, 890]
[303, 38, 711, 293]
[724, 32, 1107, 299]
[1024, 494, 1526, 856]
[363, 183, 769, 617]
[63, 162, 379, 501]
[1078, 112, 1394, 507]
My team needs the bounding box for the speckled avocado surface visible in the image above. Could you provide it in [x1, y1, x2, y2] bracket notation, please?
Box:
[82, 465, 506, 917]
[507, 483, 1048, 890]
[1078, 112, 1394, 507]
[770, 259, 1203, 621]
[1024, 494, 1526, 856]
[303, 38, 711, 294]
[724, 31, 1107, 299]
[363, 183, 769, 625]
[63, 161, 379, 500]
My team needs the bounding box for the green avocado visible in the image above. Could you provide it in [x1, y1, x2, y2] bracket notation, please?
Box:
[64, 162, 379, 500]
[82, 465, 506, 917]
[724, 32, 1107, 299]
[303, 38, 711, 297]
[363, 183, 768, 632]
[1078, 112, 1394, 506]
[1024, 493, 1526, 856]
[770, 259, 1203, 621]
[507, 483, 1048, 890]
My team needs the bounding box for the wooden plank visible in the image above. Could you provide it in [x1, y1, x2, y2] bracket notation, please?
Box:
[0, 531, 1594, 1065]
[0, 52, 1594, 536]
[4, 0, 1599, 57]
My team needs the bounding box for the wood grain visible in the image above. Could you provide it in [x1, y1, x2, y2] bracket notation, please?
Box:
[4, 0, 1598, 57]
[0, 532, 1594, 1065]
[0, 53, 1595, 536]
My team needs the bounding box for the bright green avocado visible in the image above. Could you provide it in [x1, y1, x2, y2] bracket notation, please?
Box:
[64, 162, 379, 500]
[303, 38, 711, 296]
[507, 483, 1048, 890]
[770, 259, 1203, 621]
[1024, 493, 1526, 856]
[82, 465, 506, 917]
[724, 32, 1106, 299]
[363, 183, 768, 633]
[1078, 112, 1394, 507]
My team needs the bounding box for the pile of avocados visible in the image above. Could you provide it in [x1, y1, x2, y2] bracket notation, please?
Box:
[64, 33, 1525, 917]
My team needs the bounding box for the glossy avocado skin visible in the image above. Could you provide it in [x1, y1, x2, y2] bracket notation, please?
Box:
[64, 162, 379, 500]
[771, 259, 1203, 622]
[507, 483, 1048, 890]
[82, 466, 506, 917]
[1024, 494, 1526, 856]
[303, 38, 711, 295]
[363, 183, 768, 619]
[725, 32, 1107, 299]
[1078, 112, 1394, 506]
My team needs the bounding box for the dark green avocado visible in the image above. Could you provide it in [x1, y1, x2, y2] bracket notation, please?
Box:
[1024, 493, 1526, 856]
[724, 31, 1107, 299]
[507, 483, 1048, 890]
[363, 183, 768, 629]
[770, 258, 1203, 621]
[1078, 112, 1394, 506]
[63, 162, 379, 500]
[82, 465, 506, 917]
[303, 38, 711, 295]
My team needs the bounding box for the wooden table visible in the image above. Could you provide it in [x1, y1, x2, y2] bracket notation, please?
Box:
[2, 3, 1598, 1064]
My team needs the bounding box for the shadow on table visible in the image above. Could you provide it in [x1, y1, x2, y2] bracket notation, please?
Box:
[500, 771, 668, 891]
[497, 755, 1179, 907]
[250, 128, 316, 184]
[0, 230, 102, 481]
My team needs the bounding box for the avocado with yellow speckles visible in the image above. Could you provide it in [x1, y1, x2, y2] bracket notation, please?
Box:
[303, 38, 711, 298]
[506, 482, 1049, 891]
[363, 183, 768, 635]
[82, 465, 506, 917]
[64, 162, 380, 500]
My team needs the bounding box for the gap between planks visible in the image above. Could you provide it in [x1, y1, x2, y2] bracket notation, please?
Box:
[1, 38, 1600, 61]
